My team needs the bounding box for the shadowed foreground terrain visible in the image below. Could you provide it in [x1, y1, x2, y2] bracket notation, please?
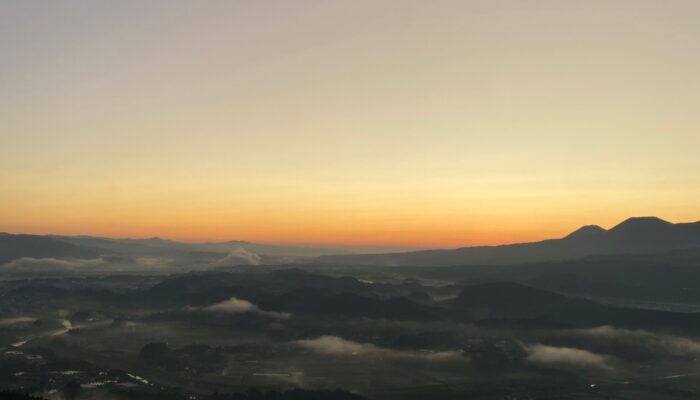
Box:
[3, 219, 700, 399]
[3, 265, 700, 399]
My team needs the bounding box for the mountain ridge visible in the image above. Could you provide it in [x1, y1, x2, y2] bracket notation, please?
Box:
[316, 217, 700, 267]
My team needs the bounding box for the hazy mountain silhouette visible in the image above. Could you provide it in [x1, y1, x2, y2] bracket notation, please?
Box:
[445, 281, 700, 332]
[4, 216, 700, 269]
[51, 235, 347, 258]
[0, 233, 350, 268]
[0, 233, 100, 265]
[317, 217, 700, 266]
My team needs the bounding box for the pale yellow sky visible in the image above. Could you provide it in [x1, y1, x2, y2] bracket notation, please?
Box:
[1, 1, 699, 247]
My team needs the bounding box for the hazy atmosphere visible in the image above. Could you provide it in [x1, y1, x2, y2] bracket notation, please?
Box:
[2, 2, 700, 400]
[2, 1, 700, 247]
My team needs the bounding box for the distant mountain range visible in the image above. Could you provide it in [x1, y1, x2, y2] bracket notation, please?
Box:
[0, 233, 102, 265]
[316, 217, 700, 266]
[2, 216, 700, 270]
[0, 233, 348, 269]
[49, 235, 349, 258]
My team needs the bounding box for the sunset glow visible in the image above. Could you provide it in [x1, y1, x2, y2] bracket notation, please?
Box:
[2, 1, 699, 248]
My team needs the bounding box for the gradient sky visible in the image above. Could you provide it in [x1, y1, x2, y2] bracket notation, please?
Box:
[2, 0, 699, 248]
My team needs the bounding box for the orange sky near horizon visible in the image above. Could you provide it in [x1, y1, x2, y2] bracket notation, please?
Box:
[2, 1, 700, 249]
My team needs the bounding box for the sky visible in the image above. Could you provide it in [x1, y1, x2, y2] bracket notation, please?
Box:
[1, 0, 699, 248]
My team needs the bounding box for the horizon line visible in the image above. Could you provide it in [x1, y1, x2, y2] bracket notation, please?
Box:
[2, 215, 697, 251]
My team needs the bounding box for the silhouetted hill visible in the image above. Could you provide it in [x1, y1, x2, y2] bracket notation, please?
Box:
[317, 217, 700, 266]
[0, 232, 350, 271]
[255, 290, 438, 320]
[0, 233, 101, 265]
[139, 270, 439, 320]
[447, 282, 567, 319]
[446, 282, 700, 332]
[564, 224, 606, 239]
[393, 249, 700, 307]
[53, 235, 346, 258]
[531, 298, 700, 332]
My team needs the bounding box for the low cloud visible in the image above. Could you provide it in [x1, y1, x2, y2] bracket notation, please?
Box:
[295, 335, 462, 362]
[189, 297, 290, 319]
[525, 344, 613, 371]
[2, 257, 106, 272]
[213, 248, 261, 266]
[297, 335, 369, 356]
[134, 256, 173, 268]
[0, 317, 37, 327]
[572, 326, 700, 357]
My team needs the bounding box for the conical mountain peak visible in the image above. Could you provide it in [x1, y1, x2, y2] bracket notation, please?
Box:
[610, 216, 671, 232]
[565, 225, 607, 239]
